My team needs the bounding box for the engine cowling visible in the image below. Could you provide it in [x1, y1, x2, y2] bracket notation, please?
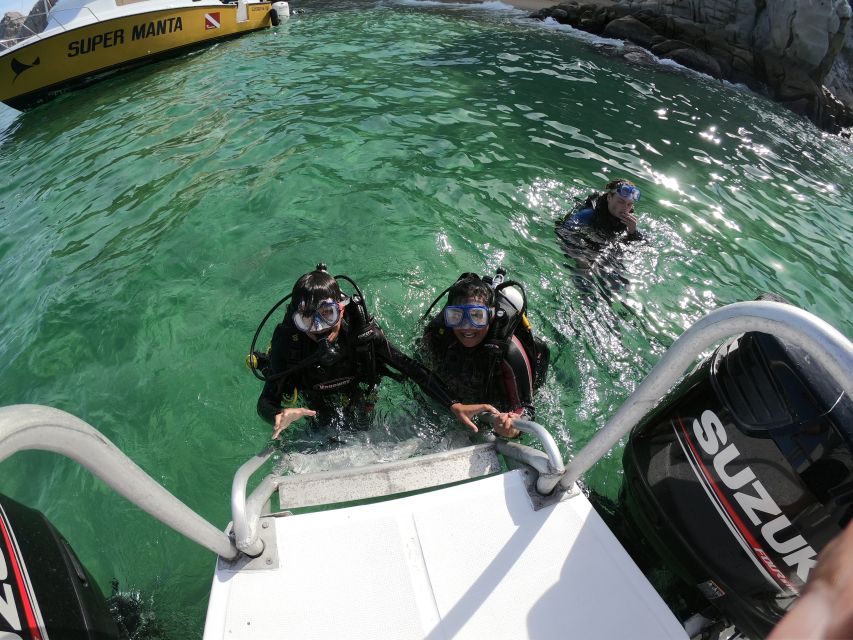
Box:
[621, 329, 852, 638]
[1, 493, 121, 639]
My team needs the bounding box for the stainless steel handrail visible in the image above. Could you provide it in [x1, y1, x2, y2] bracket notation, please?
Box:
[477, 413, 564, 472]
[557, 301, 853, 492]
[0, 404, 238, 559]
[511, 419, 566, 473]
[477, 413, 566, 495]
[231, 446, 276, 557]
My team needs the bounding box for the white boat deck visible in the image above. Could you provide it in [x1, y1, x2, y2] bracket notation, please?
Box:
[204, 470, 687, 639]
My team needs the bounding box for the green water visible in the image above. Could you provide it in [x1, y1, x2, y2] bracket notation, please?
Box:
[1, 0, 851, 635]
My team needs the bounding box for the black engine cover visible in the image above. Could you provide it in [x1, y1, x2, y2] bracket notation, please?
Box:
[622, 331, 852, 638]
[0, 493, 121, 639]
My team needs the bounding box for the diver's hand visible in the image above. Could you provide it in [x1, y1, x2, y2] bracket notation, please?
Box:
[768, 520, 853, 640]
[451, 403, 498, 432]
[272, 407, 316, 439]
[616, 210, 638, 234]
[493, 413, 522, 439]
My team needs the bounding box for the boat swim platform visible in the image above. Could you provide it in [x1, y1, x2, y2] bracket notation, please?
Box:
[204, 468, 687, 639]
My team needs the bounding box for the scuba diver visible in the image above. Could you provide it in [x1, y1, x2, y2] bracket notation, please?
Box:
[418, 269, 550, 439]
[556, 178, 645, 299]
[251, 264, 497, 440]
[561, 178, 644, 240]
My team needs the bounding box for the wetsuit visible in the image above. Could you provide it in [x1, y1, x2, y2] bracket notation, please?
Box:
[257, 302, 456, 426]
[420, 320, 543, 420]
[564, 194, 643, 240]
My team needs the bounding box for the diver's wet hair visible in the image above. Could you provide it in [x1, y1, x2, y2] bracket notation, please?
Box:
[291, 270, 344, 312]
[605, 178, 635, 191]
[448, 274, 494, 306]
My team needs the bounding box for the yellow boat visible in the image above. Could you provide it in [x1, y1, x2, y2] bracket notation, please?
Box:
[0, 0, 289, 110]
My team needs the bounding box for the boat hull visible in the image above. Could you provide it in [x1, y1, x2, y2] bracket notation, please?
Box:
[205, 469, 688, 639]
[0, 3, 273, 110]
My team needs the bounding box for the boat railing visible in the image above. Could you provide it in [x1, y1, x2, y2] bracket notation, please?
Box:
[226, 399, 573, 556]
[555, 300, 853, 493]
[231, 446, 277, 557]
[229, 413, 572, 555]
[475, 414, 565, 494]
[0, 404, 239, 559]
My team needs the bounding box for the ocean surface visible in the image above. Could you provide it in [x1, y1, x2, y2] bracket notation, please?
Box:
[1, 0, 851, 636]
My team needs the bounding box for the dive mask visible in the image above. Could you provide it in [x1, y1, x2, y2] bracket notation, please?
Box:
[444, 304, 491, 329]
[293, 299, 342, 333]
[611, 184, 641, 202]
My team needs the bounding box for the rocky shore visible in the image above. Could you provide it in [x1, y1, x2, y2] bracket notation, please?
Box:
[529, 0, 853, 135]
[0, 0, 53, 45]
[3, 0, 851, 136]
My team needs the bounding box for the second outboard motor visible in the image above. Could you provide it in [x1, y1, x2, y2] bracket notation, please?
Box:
[620, 327, 852, 638]
[0, 493, 122, 639]
[270, 1, 289, 25]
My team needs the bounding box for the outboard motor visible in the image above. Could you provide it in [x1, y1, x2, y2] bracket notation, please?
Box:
[270, 1, 289, 25]
[0, 493, 121, 639]
[620, 328, 852, 638]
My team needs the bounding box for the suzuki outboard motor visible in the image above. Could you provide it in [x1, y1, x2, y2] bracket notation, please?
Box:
[621, 329, 852, 639]
[0, 493, 122, 639]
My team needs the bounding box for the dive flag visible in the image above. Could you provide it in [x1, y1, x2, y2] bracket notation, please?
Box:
[204, 12, 221, 30]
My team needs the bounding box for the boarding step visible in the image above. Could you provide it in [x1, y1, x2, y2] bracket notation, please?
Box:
[275, 443, 501, 510]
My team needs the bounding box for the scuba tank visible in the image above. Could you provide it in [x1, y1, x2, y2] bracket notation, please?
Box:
[490, 268, 548, 390]
[489, 268, 523, 325]
[619, 304, 852, 638]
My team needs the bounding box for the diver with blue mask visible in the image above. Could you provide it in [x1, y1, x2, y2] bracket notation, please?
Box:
[555, 178, 645, 298]
[252, 264, 497, 440]
[419, 269, 550, 439]
[562, 178, 644, 240]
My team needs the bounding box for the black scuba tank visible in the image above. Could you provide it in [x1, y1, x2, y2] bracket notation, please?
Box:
[620, 328, 852, 639]
[0, 493, 122, 639]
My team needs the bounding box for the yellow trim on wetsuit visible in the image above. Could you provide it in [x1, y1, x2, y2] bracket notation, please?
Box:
[284, 388, 298, 407]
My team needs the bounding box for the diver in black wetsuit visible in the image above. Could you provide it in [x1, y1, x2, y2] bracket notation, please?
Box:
[561, 178, 644, 240]
[254, 265, 496, 440]
[419, 271, 549, 439]
[555, 178, 646, 298]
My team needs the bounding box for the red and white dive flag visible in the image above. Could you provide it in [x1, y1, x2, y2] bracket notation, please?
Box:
[204, 12, 221, 30]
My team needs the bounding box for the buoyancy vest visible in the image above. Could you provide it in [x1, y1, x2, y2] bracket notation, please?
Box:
[564, 192, 627, 233]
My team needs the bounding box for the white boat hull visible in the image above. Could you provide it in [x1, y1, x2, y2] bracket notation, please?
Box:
[206, 470, 687, 639]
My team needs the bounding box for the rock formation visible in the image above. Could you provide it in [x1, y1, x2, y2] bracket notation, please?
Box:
[1, 0, 55, 44]
[826, 16, 853, 108]
[22, 0, 56, 36]
[531, 0, 853, 134]
[0, 11, 26, 43]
